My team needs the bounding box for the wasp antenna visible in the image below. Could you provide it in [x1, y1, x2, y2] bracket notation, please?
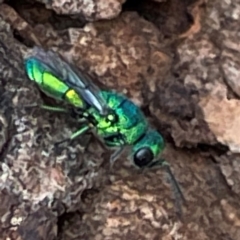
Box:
[150, 159, 186, 217]
[163, 161, 186, 219]
[163, 162, 186, 203]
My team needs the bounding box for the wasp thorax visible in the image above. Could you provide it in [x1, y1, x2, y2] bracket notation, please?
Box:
[133, 147, 154, 168]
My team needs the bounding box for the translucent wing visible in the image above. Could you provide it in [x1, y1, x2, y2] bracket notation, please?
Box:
[25, 46, 109, 115]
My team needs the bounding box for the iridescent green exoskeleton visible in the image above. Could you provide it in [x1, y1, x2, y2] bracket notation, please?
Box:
[24, 47, 185, 212]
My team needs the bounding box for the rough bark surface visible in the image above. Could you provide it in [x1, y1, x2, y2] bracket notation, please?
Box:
[0, 0, 240, 239]
[34, 0, 126, 21]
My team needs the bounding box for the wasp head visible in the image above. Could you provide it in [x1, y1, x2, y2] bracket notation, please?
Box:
[131, 130, 164, 168]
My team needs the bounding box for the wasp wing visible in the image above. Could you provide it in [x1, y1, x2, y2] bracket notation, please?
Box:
[26, 47, 109, 116]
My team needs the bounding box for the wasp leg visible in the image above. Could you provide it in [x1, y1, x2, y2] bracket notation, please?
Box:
[149, 159, 185, 217]
[23, 103, 68, 113]
[41, 104, 68, 113]
[109, 147, 125, 169]
[54, 124, 90, 147]
[102, 134, 125, 168]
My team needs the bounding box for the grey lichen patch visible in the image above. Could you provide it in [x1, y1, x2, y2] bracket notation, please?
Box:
[214, 153, 240, 196]
[5, 88, 106, 211]
[222, 56, 240, 97]
[0, 112, 8, 153]
[36, 0, 125, 21]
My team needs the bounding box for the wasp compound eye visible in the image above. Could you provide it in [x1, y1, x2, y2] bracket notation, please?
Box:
[133, 147, 154, 168]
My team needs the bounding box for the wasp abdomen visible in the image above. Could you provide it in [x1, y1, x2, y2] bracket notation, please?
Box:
[25, 58, 86, 109]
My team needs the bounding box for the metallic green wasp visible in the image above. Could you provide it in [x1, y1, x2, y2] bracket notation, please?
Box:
[24, 47, 185, 211]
